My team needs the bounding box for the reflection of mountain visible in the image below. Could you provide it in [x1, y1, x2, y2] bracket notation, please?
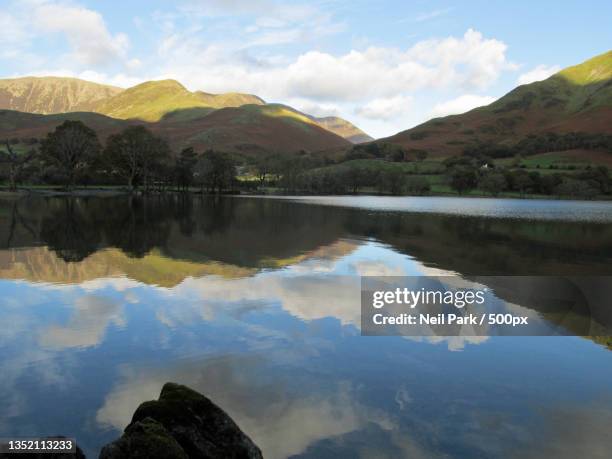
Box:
[0, 240, 358, 288]
[1, 196, 611, 283]
[0, 247, 256, 287]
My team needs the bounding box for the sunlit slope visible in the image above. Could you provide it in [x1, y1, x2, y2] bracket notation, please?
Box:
[0, 76, 123, 114]
[309, 116, 373, 143]
[0, 239, 358, 287]
[93, 79, 265, 122]
[382, 50, 612, 157]
[155, 103, 351, 153]
[0, 247, 256, 287]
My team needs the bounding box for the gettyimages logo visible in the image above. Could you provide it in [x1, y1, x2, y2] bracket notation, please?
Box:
[361, 276, 612, 337]
[372, 287, 486, 309]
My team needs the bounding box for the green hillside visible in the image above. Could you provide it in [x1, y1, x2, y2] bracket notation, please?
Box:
[0, 76, 372, 143]
[383, 49, 612, 157]
[94, 79, 265, 122]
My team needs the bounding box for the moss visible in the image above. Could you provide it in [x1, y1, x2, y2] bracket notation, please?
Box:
[101, 417, 188, 459]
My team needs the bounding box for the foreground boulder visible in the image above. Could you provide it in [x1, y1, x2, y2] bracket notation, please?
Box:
[100, 382, 263, 459]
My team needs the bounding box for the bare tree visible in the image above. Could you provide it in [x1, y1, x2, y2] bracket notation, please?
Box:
[0, 140, 35, 191]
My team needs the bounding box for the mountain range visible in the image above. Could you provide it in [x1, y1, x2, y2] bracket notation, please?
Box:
[0, 76, 371, 154]
[0, 50, 610, 158]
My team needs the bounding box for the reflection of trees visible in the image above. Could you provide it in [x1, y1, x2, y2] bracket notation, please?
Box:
[40, 198, 102, 262]
[4, 198, 38, 249]
[2, 196, 612, 274]
[344, 211, 612, 276]
[96, 196, 173, 258]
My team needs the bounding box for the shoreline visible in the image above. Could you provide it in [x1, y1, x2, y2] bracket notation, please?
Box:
[1, 186, 611, 202]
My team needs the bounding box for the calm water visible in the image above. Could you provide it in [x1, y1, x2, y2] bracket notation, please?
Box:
[0, 195, 611, 458]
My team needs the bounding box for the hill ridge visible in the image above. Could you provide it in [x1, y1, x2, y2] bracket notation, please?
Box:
[381, 49, 612, 157]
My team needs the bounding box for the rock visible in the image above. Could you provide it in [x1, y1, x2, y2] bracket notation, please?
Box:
[100, 382, 263, 459]
[99, 417, 187, 459]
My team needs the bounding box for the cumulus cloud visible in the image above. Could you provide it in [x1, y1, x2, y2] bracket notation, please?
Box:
[1, 0, 135, 72]
[287, 99, 341, 118]
[517, 64, 561, 85]
[355, 95, 412, 120]
[32, 2, 129, 66]
[0, 1, 520, 137]
[38, 294, 125, 349]
[156, 28, 515, 104]
[430, 94, 497, 117]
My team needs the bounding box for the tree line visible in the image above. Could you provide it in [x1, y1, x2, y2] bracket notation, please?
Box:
[464, 132, 612, 159]
[445, 160, 611, 199]
[0, 121, 237, 192]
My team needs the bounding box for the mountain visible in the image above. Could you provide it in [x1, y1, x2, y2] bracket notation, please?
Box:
[0, 76, 371, 146]
[0, 76, 122, 114]
[153, 103, 350, 153]
[382, 50, 612, 157]
[94, 79, 265, 122]
[0, 102, 351, 154]
[307, 116, 373, 144]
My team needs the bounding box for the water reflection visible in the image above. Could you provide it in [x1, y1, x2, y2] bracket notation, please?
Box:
[0, 196, 611, 458]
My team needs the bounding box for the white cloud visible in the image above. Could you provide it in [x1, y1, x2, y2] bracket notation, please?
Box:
[430, 94, 497, 118]
[355, 95, 412, 120]
[96, 359, 393, 459]
[517, 64, 561, 85]
[157, 28, 514, 104]
[288, 99, 341, 118]
[32, 2, 129, 66]
[0, 0, 519, 138]
[38, 295, 125, 349]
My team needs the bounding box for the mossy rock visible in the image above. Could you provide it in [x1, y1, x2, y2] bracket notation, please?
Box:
[109, 382, 263, 459]
[99, 417, 188, 459]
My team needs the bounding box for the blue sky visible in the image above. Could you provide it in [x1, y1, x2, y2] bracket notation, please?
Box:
[1, 0, 610, 138]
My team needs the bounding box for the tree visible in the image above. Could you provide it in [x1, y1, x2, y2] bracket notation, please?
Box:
[554, 178, 599, 199]
[512, 170, 534, 197]
[378, 168, 405, 195]
[175, 147, 198, 191]
[346, 164, 368, 193]
[405, 176, 430, 195]
[478, 172, 507, 196]
[194, 151, 236, 194]
[254, 155, 275, 187]
[40, 120, 100, 190]
[142, 136, 171, 192]
[448, 167, 477, 194]
[104, 126, 169, 191]
[0, 140, 35, 191]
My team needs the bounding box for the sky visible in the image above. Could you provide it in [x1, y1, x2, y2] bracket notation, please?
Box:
[0, 0, 611, 138]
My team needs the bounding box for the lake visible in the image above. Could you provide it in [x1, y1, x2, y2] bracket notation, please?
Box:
[0, 195, 611, 458]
